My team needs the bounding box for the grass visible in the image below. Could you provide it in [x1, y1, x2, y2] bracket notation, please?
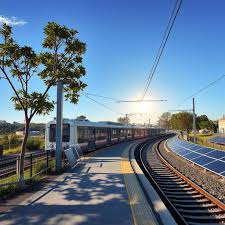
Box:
[0, 158, 55, 198]
[189, 133, 225, 151]
[2, 137, 45, 156]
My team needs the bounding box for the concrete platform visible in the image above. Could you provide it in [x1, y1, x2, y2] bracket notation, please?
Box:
[0, 140, 168, 225]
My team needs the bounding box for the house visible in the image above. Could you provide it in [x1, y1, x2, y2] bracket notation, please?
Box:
[15, 130, 41, 137]
[218, 116, 225, 134]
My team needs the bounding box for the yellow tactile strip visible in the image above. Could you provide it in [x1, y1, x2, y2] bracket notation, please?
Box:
[121, 143, 159, 225]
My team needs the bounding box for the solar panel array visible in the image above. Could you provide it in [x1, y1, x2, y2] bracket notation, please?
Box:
[208, 136, 225, 145]
[167, 137, 225, 177]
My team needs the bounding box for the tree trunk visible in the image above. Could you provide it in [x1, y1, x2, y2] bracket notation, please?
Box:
[18, 119, 30, 189]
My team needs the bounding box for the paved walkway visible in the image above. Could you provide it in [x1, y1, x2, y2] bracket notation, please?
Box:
[0, 142, 135, 225]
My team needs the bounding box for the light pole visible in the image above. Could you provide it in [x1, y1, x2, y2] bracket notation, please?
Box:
[55, 80, 63, 173]
[193, 98, 197, 144]
[55, 79, 73, 173]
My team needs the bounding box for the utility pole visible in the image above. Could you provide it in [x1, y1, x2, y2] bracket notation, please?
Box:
[148, 118, 151, 128]
[55, 80, 63, 173]
[125, 114, 128, 126]
[193, 98, 197, 144]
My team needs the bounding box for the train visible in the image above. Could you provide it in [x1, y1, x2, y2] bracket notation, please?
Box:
[45, 119, 165, 152]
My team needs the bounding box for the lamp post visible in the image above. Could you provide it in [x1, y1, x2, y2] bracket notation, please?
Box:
[55, 79, 73, 173]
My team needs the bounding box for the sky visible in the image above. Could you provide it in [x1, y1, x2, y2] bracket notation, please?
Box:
[0, 0, 225, 125]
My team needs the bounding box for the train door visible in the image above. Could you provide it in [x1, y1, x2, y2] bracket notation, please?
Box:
[107, 129, 111, 145]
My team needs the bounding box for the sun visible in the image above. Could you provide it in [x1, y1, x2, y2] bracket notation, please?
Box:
[137, 102, 149, 114]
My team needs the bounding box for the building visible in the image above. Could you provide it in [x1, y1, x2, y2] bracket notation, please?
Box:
[15, 130, 41, 137]
[218, 116, 225, 134]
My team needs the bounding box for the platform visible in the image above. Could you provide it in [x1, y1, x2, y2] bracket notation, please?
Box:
[0, 141, 159, 225]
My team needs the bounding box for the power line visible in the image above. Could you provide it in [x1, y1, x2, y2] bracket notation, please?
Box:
[84, 92, 167, 103]
[116, 99, 167, 103]
[141, 0, 183, 99]
[81, 93, 125, 115]
[178, 74, 225, 107]
[84, 92, 120, 101]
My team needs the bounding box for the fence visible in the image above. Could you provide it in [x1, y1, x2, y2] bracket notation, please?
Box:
[0, 151, 68, 199]
[189, 136, 225, 151]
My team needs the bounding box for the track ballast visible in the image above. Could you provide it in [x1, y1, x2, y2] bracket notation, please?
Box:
[136, 136, 225, 225]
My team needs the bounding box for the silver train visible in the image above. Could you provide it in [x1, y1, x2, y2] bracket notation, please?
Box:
[45, 119, 165, 152]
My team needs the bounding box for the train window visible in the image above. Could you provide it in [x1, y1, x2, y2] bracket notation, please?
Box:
[62, 124, 70, 142]
[96, 128, 107, 140]
[78, 126, 95, 143]
[49, 124, 70, 142]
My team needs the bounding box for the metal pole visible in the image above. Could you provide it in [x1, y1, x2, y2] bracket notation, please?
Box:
[56, 80, 63, 173]
[149, 118, 151, 128]
[193, 98, 197, 144]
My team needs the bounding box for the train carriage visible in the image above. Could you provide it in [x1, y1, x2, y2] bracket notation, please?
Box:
[45, 119, 164, 152]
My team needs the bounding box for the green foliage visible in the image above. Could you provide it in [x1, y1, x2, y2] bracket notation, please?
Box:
[40, 22, 87, 104]
[158, 112, 171, 130]
[0, 21, 86, 185]
[26, 138, 42, 151]
[170, 112, 193, 134]
[117, 116, 130, 124]
[196, 115, 216, 131]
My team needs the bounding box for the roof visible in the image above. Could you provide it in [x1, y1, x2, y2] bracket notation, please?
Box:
[47, 119, 160, 130]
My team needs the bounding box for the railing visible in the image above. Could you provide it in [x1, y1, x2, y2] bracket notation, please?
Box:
[0, 150, 56, 189]
[189, 136, 225, 151]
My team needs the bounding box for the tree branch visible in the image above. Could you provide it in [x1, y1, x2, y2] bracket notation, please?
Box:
[0, 67, 26, 114]
[30, 83, 52, 118]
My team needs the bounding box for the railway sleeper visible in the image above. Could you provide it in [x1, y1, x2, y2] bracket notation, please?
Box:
[173, 202, 216, 209]
[161, 186, 195, 192]
[178, 208, 225, 216]
[150, 172, 178, 177]
[156, 180, 187, 185]
[170, 198, 211, 204]
[166, 194, 204, 200]
[163, 190, 199, 195]
[159, 183, 190, 188]
[182, 214, 225, 223]
[153, 177, 183, 182]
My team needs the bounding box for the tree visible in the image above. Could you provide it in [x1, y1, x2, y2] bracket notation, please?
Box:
[196, 115, 213, 131]
[117, 116, 130, 124]
[76, 115, 87, 120]
[0, 22, 86, 188]
[158, 112, 171, 131]
[170, 112, 193, 139]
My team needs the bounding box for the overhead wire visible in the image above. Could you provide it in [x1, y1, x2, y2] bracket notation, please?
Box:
[81, 93, 125, 115]
[141, 0, 183, 99]
[177, 74, 225, 107]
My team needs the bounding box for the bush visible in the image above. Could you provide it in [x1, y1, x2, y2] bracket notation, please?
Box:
[26, 138, 42, 151]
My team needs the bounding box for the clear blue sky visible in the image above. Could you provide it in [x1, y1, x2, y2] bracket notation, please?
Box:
[1, 0, 225, 124]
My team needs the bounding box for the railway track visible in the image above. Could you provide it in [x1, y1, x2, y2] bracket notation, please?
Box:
[136, 137, 225, 225]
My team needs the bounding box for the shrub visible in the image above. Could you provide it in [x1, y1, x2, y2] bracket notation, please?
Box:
[26, 139, 42, 151]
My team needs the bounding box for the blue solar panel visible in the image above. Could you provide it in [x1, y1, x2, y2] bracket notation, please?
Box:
[185, 152, 201, 160]
[206, 150, 225, 159]
[192, 156, 215, 165]
[194, 148, 213, 154]
[208, 136, 225, 145]
[178, 150, 191, 156]
[188, 145, 202, 151]
[167, 137, 225, 177]
[204, 160, 225, 174]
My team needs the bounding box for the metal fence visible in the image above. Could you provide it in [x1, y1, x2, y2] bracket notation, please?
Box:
[189, 136, 225, 150]
[0, 150, 56, 188]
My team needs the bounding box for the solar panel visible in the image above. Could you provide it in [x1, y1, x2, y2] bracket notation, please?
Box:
[208, 136, 225, 145]
[204, 160, 225, 174]
[192, 156, 215, 166]
[167, 136, 225, 178]
[195, 148, 213, 154]
[185, 152, 201, 160]
[206, 150, 225, 159]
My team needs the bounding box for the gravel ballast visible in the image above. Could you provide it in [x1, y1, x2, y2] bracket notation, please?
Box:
[157, 140, 225, 204]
